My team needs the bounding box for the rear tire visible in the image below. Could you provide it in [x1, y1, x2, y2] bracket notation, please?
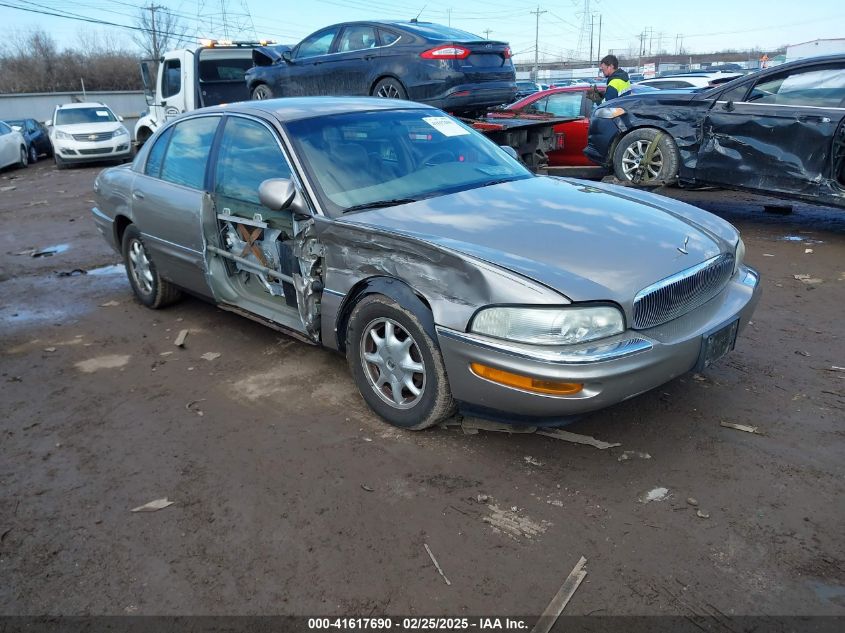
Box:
[121, 224, 182, 309]
[28, 145, 38, 164]
[612, 128, 679, 185]
[372, 77, 408, 100]
[346, 295, 454, 430]
[251, 84, 274, 100]
[18, 146, 28, 168]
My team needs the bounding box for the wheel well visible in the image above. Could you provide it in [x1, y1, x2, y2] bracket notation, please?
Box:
[135, 127, 153, 148]
[114, 216, 132, 248]
[369, 75, 404, 96]
[335, 276, 434, 353]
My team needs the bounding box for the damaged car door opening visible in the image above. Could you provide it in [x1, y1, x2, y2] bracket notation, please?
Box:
[91, 96, 760, 430]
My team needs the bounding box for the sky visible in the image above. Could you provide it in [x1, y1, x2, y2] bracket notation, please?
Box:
[0, 0, 843, 65]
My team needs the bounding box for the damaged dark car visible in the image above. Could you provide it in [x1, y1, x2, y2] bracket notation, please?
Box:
[246, 21, 517, 115]
[585, 55, 845, 208]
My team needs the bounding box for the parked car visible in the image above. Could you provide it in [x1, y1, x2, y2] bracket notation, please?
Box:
[47, 102, 132, 169]
[7, 118, 53, 163]
[0, 120, 29, 171]
[246, 21, 517, 114]
[585, 54, 845, 208]
[637, 73, 741, 90]
[490, 83, 662, 175]
[91, 96, 760, 429]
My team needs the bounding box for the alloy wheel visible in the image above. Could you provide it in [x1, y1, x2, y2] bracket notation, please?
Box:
[128, 239, 153, 295]
[620, 139, 664, 181]
[360, 317, 426, 409]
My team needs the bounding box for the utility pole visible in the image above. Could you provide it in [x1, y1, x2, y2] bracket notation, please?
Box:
[483, 28, 492, 40]
[596, 14, 602, 64]
[220, 0, 229, 38]
[531, 6, 547, 81]
[589, 13, 594, 66]
[446, 8, 451, 27]
[145, 4, 165, 60]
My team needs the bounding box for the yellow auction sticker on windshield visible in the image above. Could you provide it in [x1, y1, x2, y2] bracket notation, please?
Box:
[422, 116, 470, 137]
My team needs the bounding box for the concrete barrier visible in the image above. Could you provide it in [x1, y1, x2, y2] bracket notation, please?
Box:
[0, 90, 147, 125]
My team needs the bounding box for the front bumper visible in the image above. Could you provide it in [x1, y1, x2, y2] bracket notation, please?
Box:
[437, 266, 761, 418]
[583, 116, 622, 166]
[55, 137, 132, 163]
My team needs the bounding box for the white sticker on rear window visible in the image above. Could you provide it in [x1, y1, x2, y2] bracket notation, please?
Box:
[95, 110, 109, 117]
[422, 116, 470, 137]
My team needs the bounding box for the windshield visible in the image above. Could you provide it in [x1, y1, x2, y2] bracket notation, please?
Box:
[286, 109, 532, 217]
[56, 107, 117, 125]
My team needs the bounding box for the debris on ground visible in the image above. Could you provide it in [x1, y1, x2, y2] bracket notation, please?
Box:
[531, 556, 587, 633]
[805, 248, 814, 254]
[360, 484, 374, 492]
[524, 456, 544, 467]
[537, 428, 621, 450]
[830, 366, 845, 372]
[0, 527, 12, 542]
[423, 543, 451, 586]
[762, 253, 775, 257]
[460, 418, 537, 434]
[174, 329, 189, 347]
[697, 510, 711, 519]
[130, 498, 174, 512]
[687, 497, 699, 507]
[794, 274, 823, 285]
[56, 269, 87, 277]
[618, 451, 652, 462]
[482, 504, 548, 540]
[30, 248, 60, 258]
[795, 350, 811, 357]
[475, 494, 489, 503]
[27, 200, 48, 207]
[720, 421, 761, 434]
[0, 185, 16, 192]
[692, 373, 707, 382]
[99, 300, 120, 307]
[159, 351, 173, 357]
[185, 400, 205, 416]
[43, 347, 56, 353]
[641, 487, 670, 503]
[200, 352, 221, 361]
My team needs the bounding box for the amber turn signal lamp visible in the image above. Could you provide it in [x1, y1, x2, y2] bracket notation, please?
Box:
[470, 363, 583, 396]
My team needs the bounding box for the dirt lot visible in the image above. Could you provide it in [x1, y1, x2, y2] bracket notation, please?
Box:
[1, 161, 844, 620]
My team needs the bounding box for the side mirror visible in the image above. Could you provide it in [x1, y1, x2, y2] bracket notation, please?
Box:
[282, 50, 293, 63]
[723, 100, 735, 112]
[499, 145, 520, 161]
[118, 115, 124, 122]
[259, 178, 297, 211]
[44, 120, 52, 127]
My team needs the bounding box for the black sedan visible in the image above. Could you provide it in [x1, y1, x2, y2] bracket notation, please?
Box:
[584, 54, 845, 208]
[7, 118, 53, 163]
[246, 21, 517, 115]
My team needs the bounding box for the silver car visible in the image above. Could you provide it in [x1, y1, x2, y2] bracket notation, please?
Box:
[91, 97, 761, 430]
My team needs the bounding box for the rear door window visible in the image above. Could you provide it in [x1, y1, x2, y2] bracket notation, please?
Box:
[159, 117, 219, 189]
[145, 127, 173, 177]
[378, 30, 400, 46]
[338, 26, 378, 52]
[544, 92, 584, 117]
[749, 65, 845, 107]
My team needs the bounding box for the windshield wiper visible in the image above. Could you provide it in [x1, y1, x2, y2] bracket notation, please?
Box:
[478, 176, 526, 188]
[341, 198, 419, 214]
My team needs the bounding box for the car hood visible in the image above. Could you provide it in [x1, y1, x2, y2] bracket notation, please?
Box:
[338, 176, 738, 307]
[52, 122, 122, 135]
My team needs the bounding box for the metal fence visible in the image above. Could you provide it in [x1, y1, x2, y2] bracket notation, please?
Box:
[0, 90, 147, 130]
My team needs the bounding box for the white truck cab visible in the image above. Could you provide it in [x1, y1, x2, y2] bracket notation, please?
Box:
[135, 40, 265, 147]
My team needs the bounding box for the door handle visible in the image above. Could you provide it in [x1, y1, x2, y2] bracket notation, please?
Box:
[132, 191, 145, 200]
[798, 115, 831, 124]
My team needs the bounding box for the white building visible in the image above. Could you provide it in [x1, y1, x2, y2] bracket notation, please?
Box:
[786, 38, 845, 61]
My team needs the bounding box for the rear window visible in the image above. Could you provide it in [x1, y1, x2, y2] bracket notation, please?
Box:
[198, 58, 252, 81]
[399, 23, 481, 41]
[56, 107, 117, 125]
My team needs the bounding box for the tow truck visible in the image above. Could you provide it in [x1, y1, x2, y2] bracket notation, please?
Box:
[136, 39, 566, 172]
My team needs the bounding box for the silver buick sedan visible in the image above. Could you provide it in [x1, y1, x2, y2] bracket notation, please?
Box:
[91, 97, 761, 430]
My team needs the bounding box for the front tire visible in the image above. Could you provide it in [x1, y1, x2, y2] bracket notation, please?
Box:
[372, 77, 408, 100]
[346, 295, 454, 430]
[251, 84, 274, 100]
[121, 224, 182, 309]
[54, 155, 67, 170]
[18, 146, 28, 168]
[28, 145, 38, 164]
[612, 128, 679, 184]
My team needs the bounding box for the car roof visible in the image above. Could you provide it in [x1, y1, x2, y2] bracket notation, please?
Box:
[56, 102, 111, 110]
[214, 96, 436, 122]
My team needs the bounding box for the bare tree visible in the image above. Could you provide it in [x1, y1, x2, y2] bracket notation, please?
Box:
[132, 5, 189, 60]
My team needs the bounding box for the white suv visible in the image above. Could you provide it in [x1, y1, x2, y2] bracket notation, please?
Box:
[47, 102, 132, 169]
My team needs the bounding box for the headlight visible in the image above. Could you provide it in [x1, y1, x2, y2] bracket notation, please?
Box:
[54, 130, 72, 140]
[734, 238, 745, 275]
[595, 106, 625, 119]
[470, 306, 624, 345]
[112, 127, 129, 138]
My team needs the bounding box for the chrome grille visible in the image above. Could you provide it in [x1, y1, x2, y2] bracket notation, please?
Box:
[72, 132, 112, 141]
[633, 253, 735, 329]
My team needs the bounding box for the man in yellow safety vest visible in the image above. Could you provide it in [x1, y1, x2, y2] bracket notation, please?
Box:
[599, 54, 631, 102]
